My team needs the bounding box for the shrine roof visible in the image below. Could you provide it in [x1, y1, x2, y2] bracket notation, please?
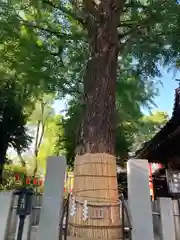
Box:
[135, 86, 180, 164]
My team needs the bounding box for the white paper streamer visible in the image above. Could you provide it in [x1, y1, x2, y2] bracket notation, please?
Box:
[83, 200, 88, 221]
[70, 196, 76, 216]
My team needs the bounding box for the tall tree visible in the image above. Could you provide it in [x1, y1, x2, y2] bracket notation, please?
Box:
[2, 0, 180, 238]
[28, 96, 54, 175]
[37, 114, 65, 172]
[0, 80, 32, 184]
[0, 1, 67, 180]
[43, 1, 179, 237]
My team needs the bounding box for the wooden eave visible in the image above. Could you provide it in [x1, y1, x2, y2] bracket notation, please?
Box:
[135, 87, 180, 164]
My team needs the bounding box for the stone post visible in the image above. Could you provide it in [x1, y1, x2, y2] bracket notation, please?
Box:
[36, 156, 66, 240]
[127, 159, 154, 240]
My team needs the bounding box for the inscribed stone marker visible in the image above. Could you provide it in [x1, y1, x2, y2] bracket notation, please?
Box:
[36, 156, 66, 240]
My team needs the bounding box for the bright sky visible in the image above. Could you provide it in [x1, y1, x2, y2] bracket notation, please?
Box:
[153, 67, 180, 116]
[53, 67, 180, 117]
[53, 98, 68, 115]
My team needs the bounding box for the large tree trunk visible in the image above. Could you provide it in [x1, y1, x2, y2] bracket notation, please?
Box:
[81, 8, 119, 155]
[69, 1, 124, 239]
[0, 144, 8, 184]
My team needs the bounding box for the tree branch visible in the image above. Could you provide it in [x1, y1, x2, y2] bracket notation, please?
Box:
[118, 16, 157, 50]
[21, 19, 76, 40]
[84, 0, 100, 20]
[124, 3, 149, 9]
[18, 13, 84, 40]
[124, 0, 169, 9]
[119, 24, 141, 39]
[42, 0, 86, 26]
[119, 16, 155, 40]
[119, 32, 137, 51]
[123, 2, 154, 17]
[37, 122, 45, 151]
[118, 20, 139, 28]
[49, 45, 65, 66]
[34, 120, 41, 158]
[17, 150, 26, 167]
[60, 83, 85, 99]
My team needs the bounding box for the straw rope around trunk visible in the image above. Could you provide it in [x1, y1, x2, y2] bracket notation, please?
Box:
[69, 153, 122, 240]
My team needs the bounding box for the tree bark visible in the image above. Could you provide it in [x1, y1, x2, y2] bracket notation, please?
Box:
[78, 0, 123, 155]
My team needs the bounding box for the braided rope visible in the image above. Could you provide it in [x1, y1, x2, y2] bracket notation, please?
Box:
[71, 196, 121, 207]
[69, 223, 122, 229]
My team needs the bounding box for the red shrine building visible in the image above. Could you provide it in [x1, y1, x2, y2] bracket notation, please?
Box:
[136, 83, 180, 199]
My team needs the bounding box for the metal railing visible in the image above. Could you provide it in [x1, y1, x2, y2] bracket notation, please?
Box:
[6, 192, 131, 240]
[5, 192, 69, 240]
[59, 194, 70, 240]
[152, 199, 180, 239]
[119, 194, 132, 240]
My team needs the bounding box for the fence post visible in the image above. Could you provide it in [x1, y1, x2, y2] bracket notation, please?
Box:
[0, 191, 13, 239]
[173, 200, 180, 240]
[127, 159, 154, 240]
[159, 198, 176, 240]
[36, 156, 66, 240]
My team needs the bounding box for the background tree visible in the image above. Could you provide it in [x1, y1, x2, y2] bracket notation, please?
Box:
[0, 78, 32, 183]
[37, 114, 65, 172]
[0, 1, 67, 181]
[132, 111, 169, 151]
[28, 96, 54, 175]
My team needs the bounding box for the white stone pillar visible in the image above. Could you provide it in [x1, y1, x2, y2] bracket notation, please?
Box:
[127, 159, 154, 240]
[173, 200, 180, 240]
[36, 156, 66, 240]
[159, 198, 176, 240]
[0, 191, 13, 239]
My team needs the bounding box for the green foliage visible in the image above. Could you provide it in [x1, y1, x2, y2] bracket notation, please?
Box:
[0, 79, 32, 183]
[0, 1, 63, 96]
[132, 111, 169, 151]
[115, 55, 159, 157]
[25, 95, 66, 174]
[0, 82, 31, 152]
[0, 1, 61, 181]
[59, 100, 82, 166]
[58, 71, 158, 166]
[28, 96, 55, 167]
[2, 0, 179, 99]
[0, 0, 179, 100]
[6, 0, 179, 76]
[0, 163, 39, 191]
[60, 105, 169, 166]
[0, 0, 179, 172]
[0, 0, 179, 92]
[120, 1, 180, 76]
[29, 96, 55, 124]
[0, 164, 25, 191]
[37, 114, 65, 171]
